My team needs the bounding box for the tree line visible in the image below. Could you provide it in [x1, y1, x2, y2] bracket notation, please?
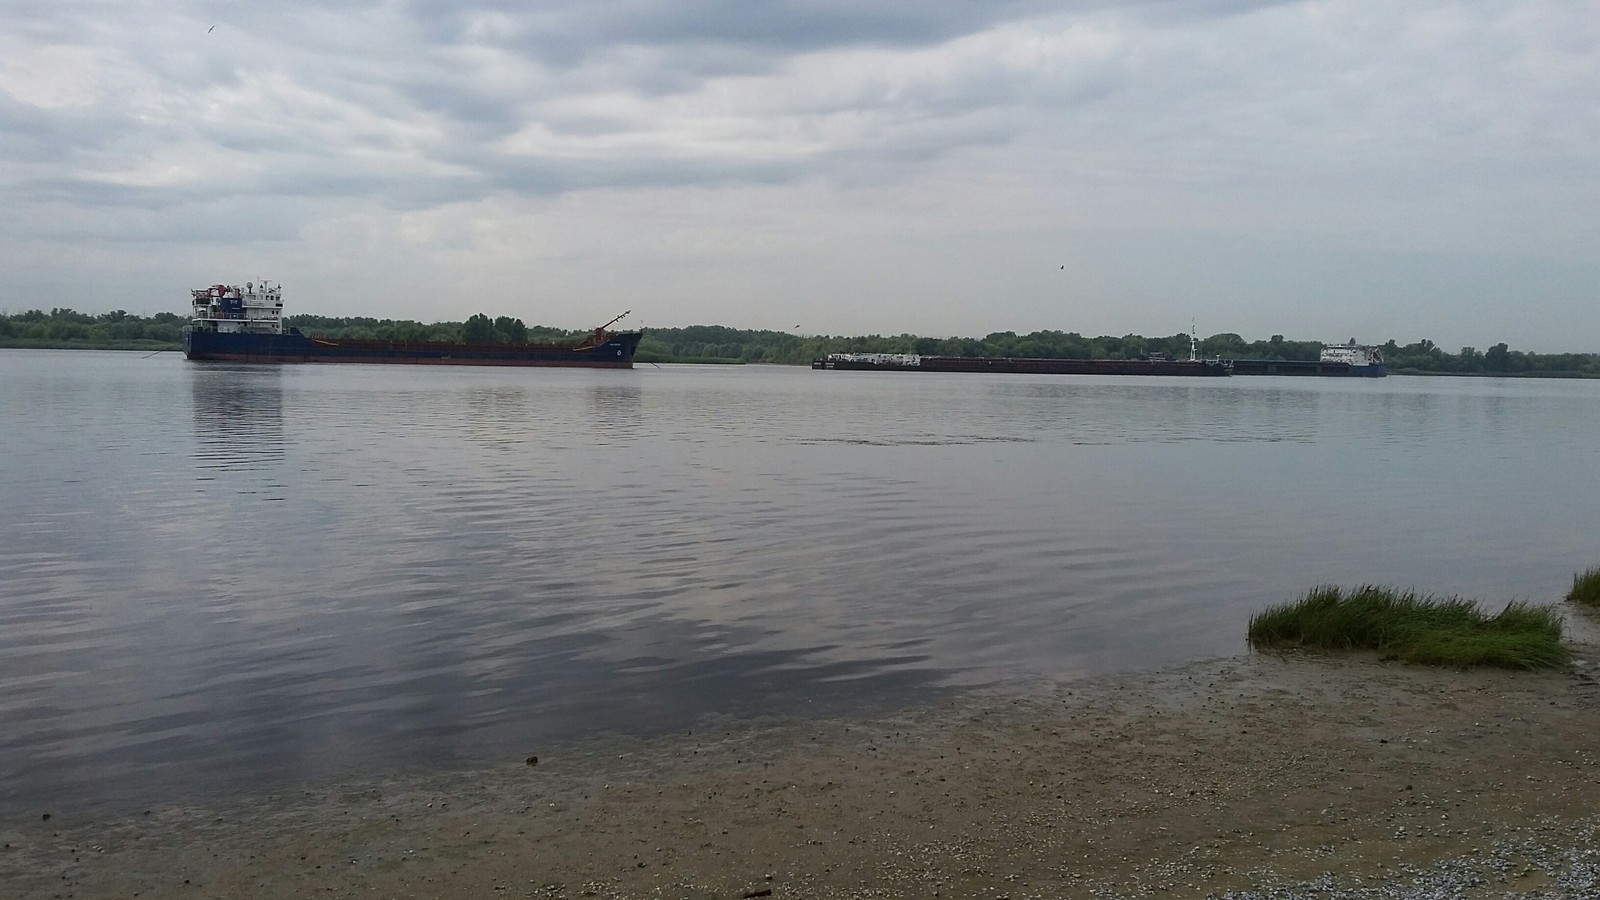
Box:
[0, 308, 189, 347]
[3, 307, 1597, 376]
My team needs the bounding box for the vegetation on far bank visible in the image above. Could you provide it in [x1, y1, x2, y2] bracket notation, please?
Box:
[1248, 585, 1568, 670]
[1, 309, 189, 348]
[1569, 568, 1600, 607]
[4, 307, 1599, 375]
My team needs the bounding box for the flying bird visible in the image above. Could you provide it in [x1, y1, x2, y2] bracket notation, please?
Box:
[208, 24, 215, 33]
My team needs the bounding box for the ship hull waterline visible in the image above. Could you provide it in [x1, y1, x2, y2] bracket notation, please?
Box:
[183, 329, 643, 369]
[1229, 359, 1388, 377]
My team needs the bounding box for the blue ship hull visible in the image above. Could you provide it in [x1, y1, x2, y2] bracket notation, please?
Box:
[184, 328, 643, 368]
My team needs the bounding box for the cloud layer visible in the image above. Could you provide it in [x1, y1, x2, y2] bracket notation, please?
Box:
[3, 1, 1596, 348]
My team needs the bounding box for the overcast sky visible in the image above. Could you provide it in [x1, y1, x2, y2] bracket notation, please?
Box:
[2, 1, 1596, 350]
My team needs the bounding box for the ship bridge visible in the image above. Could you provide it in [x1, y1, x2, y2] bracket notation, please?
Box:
[189, 281, 284, 335]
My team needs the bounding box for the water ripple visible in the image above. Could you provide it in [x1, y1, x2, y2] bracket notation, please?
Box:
[2, 353, 1599, 816]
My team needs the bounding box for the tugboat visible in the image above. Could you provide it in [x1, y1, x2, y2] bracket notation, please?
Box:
[182, 281, 642, 368]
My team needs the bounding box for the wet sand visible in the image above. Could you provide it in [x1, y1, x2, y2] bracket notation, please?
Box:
[5, 644, 1600, 899]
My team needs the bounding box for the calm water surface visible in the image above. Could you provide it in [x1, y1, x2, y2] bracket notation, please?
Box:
[3, 350, 1598, 815]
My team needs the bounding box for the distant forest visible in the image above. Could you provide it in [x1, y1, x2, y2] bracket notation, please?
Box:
[3, 307, 1598, 376]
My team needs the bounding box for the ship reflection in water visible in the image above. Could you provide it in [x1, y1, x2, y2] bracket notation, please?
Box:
[190, 363, 286, 483]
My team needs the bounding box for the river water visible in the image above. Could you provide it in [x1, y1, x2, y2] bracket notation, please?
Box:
[2, 349, 1597, 816]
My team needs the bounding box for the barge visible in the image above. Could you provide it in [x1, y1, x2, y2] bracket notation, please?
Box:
[813, 353, 1231, 376]
[812, 331, 1231, 377]
[182, 282, 642, 367]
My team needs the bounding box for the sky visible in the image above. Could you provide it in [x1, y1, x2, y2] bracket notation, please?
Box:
[2, 1, 1596, 351]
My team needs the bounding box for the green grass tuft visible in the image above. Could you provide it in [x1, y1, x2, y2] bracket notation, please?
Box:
[1247, 585, 1567, 670]
[1567, 567, 1600, 606]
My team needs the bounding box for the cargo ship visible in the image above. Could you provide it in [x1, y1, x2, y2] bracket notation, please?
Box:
[812, 332, 1231, 377]
[182, 281, 642, 367]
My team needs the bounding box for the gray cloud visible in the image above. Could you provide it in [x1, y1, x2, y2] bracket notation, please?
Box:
[1, 0, 1596, 349]
[410, 0, 1051, 57]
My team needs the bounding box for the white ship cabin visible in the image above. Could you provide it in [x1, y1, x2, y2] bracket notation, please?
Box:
[189, 281, 284, 334]
[827, 352, 922, 366]
[1320, 340, 1383, 367]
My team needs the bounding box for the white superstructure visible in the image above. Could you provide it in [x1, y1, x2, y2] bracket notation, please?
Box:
[827, 352, 922, 366]
[189, 281, 284, 335]
[1320, 340, 1383, 367]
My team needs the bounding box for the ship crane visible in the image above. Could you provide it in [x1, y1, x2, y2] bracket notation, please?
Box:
[584, 310, 633, 348]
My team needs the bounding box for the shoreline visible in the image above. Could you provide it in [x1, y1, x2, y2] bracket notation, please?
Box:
[6, 345, 1600, 378]
[5, 645, 1600, 899]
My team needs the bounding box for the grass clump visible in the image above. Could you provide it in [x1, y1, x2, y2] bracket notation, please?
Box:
[1567, 567, 1600, 606]
[1248, 584, 1567, 670]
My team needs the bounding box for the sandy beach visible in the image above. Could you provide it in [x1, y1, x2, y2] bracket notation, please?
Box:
[5, 640, 1600, 899]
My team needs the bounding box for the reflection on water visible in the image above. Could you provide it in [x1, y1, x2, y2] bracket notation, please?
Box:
[588, 382, 643, 445]
[1, 352, 1598, 818]
[458, 386, 534, 447]
[191, 364, 286, 477]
